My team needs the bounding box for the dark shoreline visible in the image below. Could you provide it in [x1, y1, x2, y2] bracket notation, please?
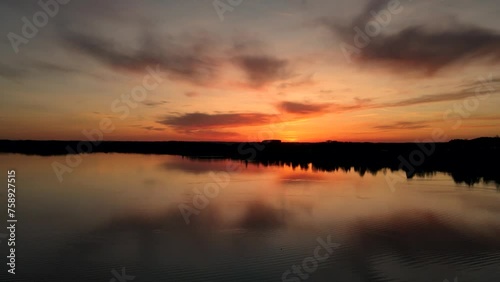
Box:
[1, 137, 499, 186]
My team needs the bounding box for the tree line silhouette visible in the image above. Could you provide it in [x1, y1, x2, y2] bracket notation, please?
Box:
[1, 137, 498, 186]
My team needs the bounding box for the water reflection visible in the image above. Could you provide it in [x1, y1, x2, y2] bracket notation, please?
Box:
[0, 153, 499, 281]
[184, 156, 500, 187]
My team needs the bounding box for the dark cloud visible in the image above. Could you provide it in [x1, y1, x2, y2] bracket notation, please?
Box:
[0, 63, 26, 79]
[232, 55, 292, 88]
[320, 0, 500, 74]
[359, 27, 500, 75]
[59, 28, 218, 86]
[278, 101, 331, 115]
[229, 36, 294, 88]
[60, 25, 296, 88]
[158, 113, 277, 130]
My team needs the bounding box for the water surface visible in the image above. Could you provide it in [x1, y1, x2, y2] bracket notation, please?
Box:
[1, 153, 499, 281]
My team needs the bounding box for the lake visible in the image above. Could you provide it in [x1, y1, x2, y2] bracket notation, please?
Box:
[1, 153, 499, 281]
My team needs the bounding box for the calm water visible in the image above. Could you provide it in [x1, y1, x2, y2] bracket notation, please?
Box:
[1, 153, 500, 281]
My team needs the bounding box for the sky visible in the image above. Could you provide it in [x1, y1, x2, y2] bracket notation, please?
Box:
[0, 0, 499, 142]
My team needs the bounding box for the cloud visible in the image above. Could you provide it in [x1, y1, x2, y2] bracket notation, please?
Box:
[140, 126, 165, 131]
[0, 60, 107, 82]
[332, 87, 497, 111]
[141, 100, 168, 107]
[158, 112, 277, 130]
[373, 121, 429, 130]
[59, 26, 296, 89]
[178, 130, 242, 140]
[281, 83, 497, 116]
[278, 101, 331, 115]
[277, 84, 496, 119]
[59, 28, 219, 86]
[326, 86, 497, 112]
[228, 36, 294, 88]
[277, 73, 316, 90]
[184, 91, 199, 97]
[460, 75, 500, 91]
[332, 97, 374, 112]
[131, 124, 166, 131]
[0, 63, 26, 79]
[320, 0, 500, 75]
[277, 98, 374, 116]
[359, 26, 500, 75]
[232, 55, 292, 88]
[387, 87, 497, 108]
[31, 61, 85, 74]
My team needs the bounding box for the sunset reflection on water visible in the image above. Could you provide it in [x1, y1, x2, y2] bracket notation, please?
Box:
[1, 153, 499, 281]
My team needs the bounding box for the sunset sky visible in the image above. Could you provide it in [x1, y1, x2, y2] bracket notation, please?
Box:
[0, 0, 499, 142]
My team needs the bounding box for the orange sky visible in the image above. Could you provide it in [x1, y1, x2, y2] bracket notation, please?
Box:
[0, 0, 499, 142]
